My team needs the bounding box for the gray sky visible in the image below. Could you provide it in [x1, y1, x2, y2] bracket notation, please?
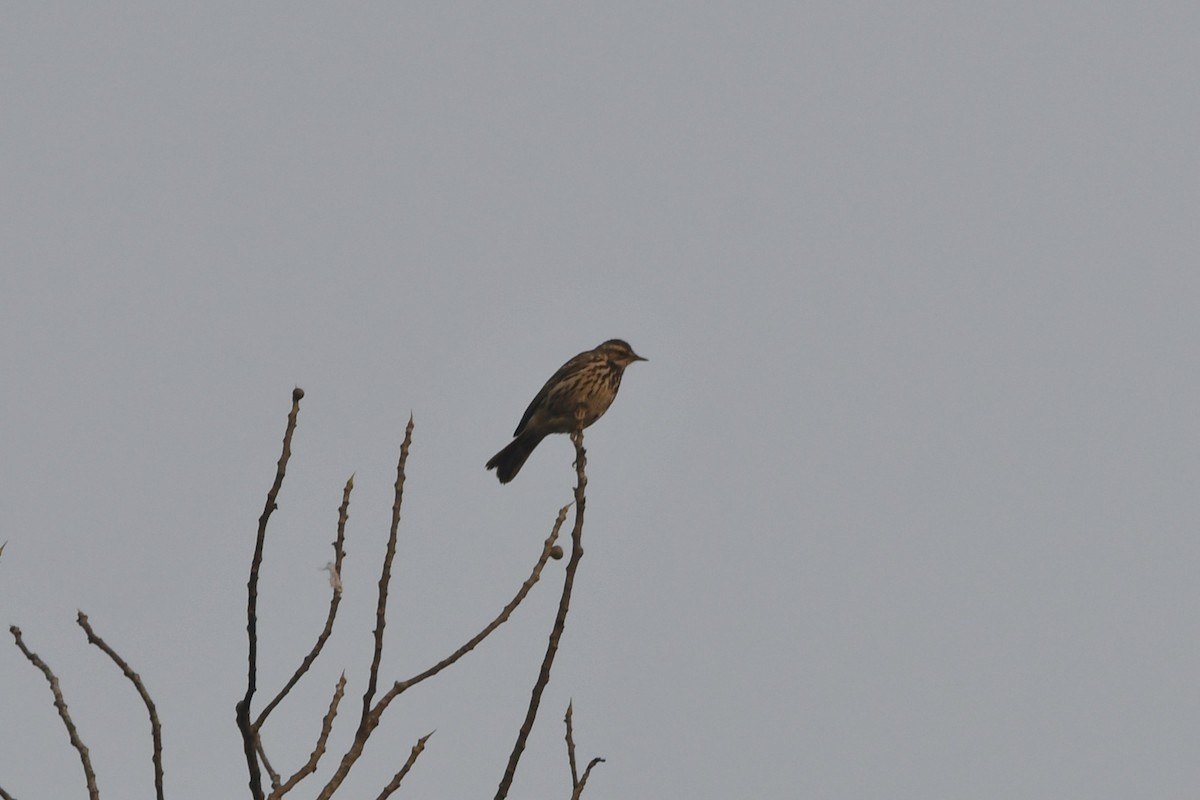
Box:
[2, 3, 1197, 798]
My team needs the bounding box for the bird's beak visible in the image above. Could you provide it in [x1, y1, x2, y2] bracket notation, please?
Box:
[633, 353, 648, 362]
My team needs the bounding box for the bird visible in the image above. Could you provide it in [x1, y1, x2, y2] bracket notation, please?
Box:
[486, 339, 647, 483]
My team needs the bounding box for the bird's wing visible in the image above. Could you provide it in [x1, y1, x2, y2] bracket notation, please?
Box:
[512, 352, 588, 437]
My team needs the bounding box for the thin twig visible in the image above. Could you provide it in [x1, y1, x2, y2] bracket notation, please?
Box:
[0, 784, 15, 800]
[76, 611, 165, 800]
[9, 625, 99, 800]
[494, 428, 590, 800]
[316, 504, 569, 799]
[361, 415, 414, 726]
[574, 757, 605, 800]
[565, 702, 605, 799]
[268, 673, 347, 798]
[376, 731, 434, 799]
[237, 387, 304, 800]
[254, 474, 354, 732]
[565, 701, 579, 786]
[388, 504, 570, 694]
[255, 737, 281, 791]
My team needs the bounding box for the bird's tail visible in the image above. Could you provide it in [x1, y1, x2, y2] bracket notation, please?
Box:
[486, 432, 545, 483]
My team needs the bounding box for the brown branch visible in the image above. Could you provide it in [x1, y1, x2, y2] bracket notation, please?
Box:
[564, 702, 605, 800]
[388, 503, 569, 694]
[361, 415, 414, 727]
[565, 701, 579, 786]
[9, 625, 99, 800]
[0, 784, 15, 800]
[574, 757, 605, 800]
[376, 731, 434, 799]
[268, 673, 347, 798]
[315, 504, 569, 799]
[76, 611, 164, 800]
[494, 427, 590, 800]
[255, 737, 282, 792]
[237, 386, 304, 800]
[254, 474, 354, 732]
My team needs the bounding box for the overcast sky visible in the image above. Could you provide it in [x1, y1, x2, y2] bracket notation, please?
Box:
[2, 3, 1197, 798]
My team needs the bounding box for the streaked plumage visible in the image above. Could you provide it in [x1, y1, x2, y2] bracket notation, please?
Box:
[486, 339, 647, 483]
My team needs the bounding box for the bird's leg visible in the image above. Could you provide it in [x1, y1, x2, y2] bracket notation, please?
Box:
[570, 412, 587, 469]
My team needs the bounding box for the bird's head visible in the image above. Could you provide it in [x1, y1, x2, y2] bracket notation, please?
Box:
[598, 339, 648, 367]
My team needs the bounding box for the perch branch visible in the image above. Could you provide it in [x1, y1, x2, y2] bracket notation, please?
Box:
[494, 427, 590, 799]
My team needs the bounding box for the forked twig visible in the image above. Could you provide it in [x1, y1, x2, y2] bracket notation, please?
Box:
[361, 416, 414, 727]
[254, 474, 354, 732]
[575, 758, 605, 799]
[76, 612, 165, 800]
[9, 625, 99, 800]
[564, 702, 605, 799]
[268, 673, 348, 799]
[256, 738, 281, 791]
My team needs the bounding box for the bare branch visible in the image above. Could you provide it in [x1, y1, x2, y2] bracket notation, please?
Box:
[574, 757, 606, 800]
[238, 386, 304, 800]
[316, 504, 568, 799]
[564, 702, 605, 799]
[361, 415, 414, 725]
[255, 737, 282, 792]
[76, 611, 164, 800]
[495, 428, 591, 800]
[9, 625, 99, 800]
[565, 701, 579, 787]
[375, 731, 434, 799]
[389, 503, 570, 694]
[0, 784, 15, 800]
[254, 474, 354, 732]
[269, 673, 348, 798]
